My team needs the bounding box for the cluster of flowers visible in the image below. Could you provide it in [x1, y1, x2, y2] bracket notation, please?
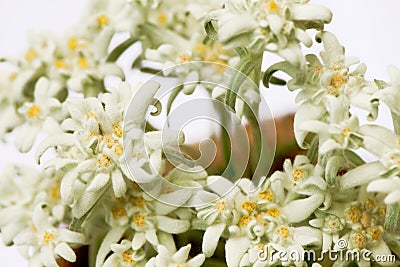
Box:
[0, 0, 399, 266]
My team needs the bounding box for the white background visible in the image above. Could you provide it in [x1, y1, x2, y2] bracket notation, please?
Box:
[1, 0, 400, 265]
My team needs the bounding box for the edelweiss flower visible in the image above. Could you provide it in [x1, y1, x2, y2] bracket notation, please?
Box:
[197, 175, 323, 266]
[16, 77, 64, 152]
[0, 165, 41, 245]
[13, 204, 86, 267]
[103, 239, 146, 267]
[206, 0, 332, 65]
[36, 83, 134, 219]
[290, 32, 378, 121]
[146, 244, 205, 267]
[295, 96, 363, 153]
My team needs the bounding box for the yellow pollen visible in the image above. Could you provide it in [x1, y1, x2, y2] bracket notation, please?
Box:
[43, 231, 55, 244]
[97, 153, 111, 168]
[360, 211, 372, 228]
[113, 124, 123, 137]
[292, 168, 305, 181]
[130, 196, 146, 208]
[97, 14, 109, 27]
[179, 54, 191, 64]
[122, 250, 136, 264]
[267, 0, 280, 12]
[267, 207, 281, 218]
[78, 58, 89, 69]
[215, 201, 226, 211]
[276, 226, 290, 239]
[193, 44, 206, 55]
[242, 201, 256, 212]
[363, 198, 376, 210]
[330, 73, 346, 91]
[114, 144, 124, 157]
[86, 112, 97, 120]
[50, 182, 61, 199]
[25, 49, 37, 62]
[257, 243, 266, 251]
[103, 135, 115, 148]
[341, 127, 351, 138]
[134, 214, 146, 227]
[157, 12, 168, 25]
[352, 233, 366, 247]
[28, 105, 41, 118]
[239, 215, 253, 227]
[368, 227, 382, 240]
[54, 59, 66, 69]
[347, 206, 362, 223]
[111, 206, 126, 218]
[258, 189, 274, 201]
[9, 72, 18, 81]
[68, 37, 78, 50]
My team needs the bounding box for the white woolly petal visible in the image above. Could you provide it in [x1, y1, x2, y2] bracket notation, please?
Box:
[202, 223, 226, 257]
[55, 242, 76, 262]
[225, 237, 250, 267]
[156, 216, 190, 234]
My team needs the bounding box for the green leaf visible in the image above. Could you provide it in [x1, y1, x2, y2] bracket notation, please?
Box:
[374, 79, 389, 90]
[167, 84, 184, 115]
[262, 61, 305, 88]
[392, 112, 400, 135]
[385, 203, 400, 233]
[225, 58, 257, 110]
[106, 37, 137, 62]
[204, 17, 218, 40]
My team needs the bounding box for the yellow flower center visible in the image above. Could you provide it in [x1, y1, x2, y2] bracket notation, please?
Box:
[347, 206, 362, 223]
[28, 105, 41, 118]
[134, 214, 146, 227]
[157, 12, 168, 25]
[97, 14, 110, 27]
[329, 73, 346, 95]
[122, 250, 136, 264]
[363, 197, 376, 210]
[130, 196, 146, 208]
[215, 201, 226, 211]
[103, 134, 116, 148]
[86, 112, 97, 120]
[25, 49, 37, 62]
[239, 215, 253, 227]
[97, 153, 111, 168]
[78, 58, 89, 69]
[341, 127, 351, 138]
[54, 59, 66, 69]
[113, 144, 124, 157]
[179, 54, 191, 64]
[352, 233, 366, 247]
[242, 201, 256, 213]
[266, 207, 281, 218]
[292, 168, 305, 182]
[267, 0, 280, 12]
[276, 226, 290, 239]
[68, 37, 79, 50]
[50, 182, 61, 199]
[368, 227, 382, 240]
[43, 231, 55, 244]
[9, 72, 18, 81]
[258, 189, 274, 201]
[113, 124, 123, 137]
[111, 206, 126, 219]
